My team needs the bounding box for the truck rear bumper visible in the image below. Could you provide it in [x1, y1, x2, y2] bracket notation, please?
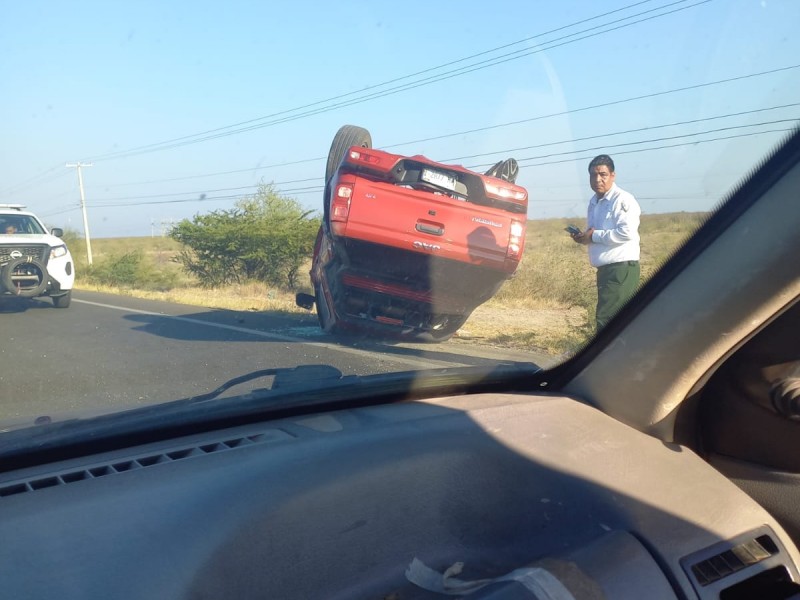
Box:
[320, 238, 511, 339]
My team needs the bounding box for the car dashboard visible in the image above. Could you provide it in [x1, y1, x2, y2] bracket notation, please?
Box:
[1, 392, 797, 599]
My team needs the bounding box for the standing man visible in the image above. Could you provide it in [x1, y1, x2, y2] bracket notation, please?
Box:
[571, 154, 641, 330]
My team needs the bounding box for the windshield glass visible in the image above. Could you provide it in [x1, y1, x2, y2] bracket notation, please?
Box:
[0, 214, 46, 235]
[1, 1, 798, 434]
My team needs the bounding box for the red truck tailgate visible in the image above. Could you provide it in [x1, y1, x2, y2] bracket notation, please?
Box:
[342, 178, 516, 268]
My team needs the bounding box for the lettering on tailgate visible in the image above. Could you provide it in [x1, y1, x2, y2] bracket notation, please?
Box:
[472, 217, 503, 228]
[413, 241, 441, 252]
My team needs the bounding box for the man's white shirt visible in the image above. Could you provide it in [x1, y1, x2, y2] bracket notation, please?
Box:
[587, 183, 641, 267]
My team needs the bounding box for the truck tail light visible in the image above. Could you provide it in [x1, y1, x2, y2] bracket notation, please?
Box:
[507, 220, 525, 260]
[348, 149, 382, 165]
[341, 147, 403, 179]
[330, 181, 354, 236]
[484, 182, 527, 202]
[482, 178, 529, 215]
[332, 184, 352, 219]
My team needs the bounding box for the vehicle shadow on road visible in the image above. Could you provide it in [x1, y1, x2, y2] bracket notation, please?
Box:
[333, 331, 545, 368]
[0, 298, 55, 313]
[121, 310, 544, 369]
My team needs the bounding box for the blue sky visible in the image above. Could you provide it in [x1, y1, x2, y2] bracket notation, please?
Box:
[1, 0, 798, 237]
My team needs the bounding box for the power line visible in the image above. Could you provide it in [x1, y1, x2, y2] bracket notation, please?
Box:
[42, 127, 791, 218]
[84, 0, 710, 163]
[103, 159, 328, 188]
[73, 128, 793, 214]
[90, 104, 798, 203]
[91, 69, 799, 191]
[88, 119, 798, 210]
[506, 128, 795, 169]
[442, 105, 800, 163]
[10, 55, 794, 208]
[89, 177, 319, 203]
[40, 205, 81, 219]
[90, 184, 325, 209]
[500, 120, 797, 167]
[81, 125, 791, 211]
[383, 65, 800, 150]
[542, 196, 709, 203]
[534, 172, 737, 191]
[159, 2, 712, 145]
[0, 167, 71, 199]
[78, 0, 664, 164]
[34, 112, 798, 216]
[77, 0, 669, 162]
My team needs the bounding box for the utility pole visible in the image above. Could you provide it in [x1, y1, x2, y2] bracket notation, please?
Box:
[66, 162, 94, 265]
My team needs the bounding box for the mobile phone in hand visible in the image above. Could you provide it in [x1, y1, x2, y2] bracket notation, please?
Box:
[565, 224, 582, 235]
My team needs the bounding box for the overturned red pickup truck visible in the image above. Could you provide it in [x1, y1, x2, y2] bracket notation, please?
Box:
[297, 125, 528, 342]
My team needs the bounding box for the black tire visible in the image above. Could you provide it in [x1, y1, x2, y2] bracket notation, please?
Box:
[1, 258, 48, 298]
[484, 158, 520, 184]
[315, 284, 338, 334]
[52, 291, 71, 308]
[325, 125, 372, 183]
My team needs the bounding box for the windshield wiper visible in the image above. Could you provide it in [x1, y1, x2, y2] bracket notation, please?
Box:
[0, 361, 542, 470]
[184, 365, 355, 403]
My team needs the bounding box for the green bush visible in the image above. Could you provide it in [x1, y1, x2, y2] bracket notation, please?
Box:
[170, 183, 320, 289]
[83, 251, 179, 290]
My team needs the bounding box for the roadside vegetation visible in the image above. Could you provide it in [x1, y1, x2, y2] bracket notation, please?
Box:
[66, 191, 707, 355]
[170, 184, 319, 289]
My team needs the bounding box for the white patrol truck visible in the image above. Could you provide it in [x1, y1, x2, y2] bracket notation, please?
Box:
[0, 204, 74, 308]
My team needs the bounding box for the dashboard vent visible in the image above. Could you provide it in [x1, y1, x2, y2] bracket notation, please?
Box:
[682, 527, 800, 599]
[0, 429, 290, 499]
[691, 534, 779, 586]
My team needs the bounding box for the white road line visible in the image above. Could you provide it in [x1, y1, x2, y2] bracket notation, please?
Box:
[73, 298, 468, 370]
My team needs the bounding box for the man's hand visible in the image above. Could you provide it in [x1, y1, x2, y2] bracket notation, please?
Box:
[572, 227, 594, 245]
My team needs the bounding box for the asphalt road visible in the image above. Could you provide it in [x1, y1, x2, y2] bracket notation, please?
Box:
[0, 290, 548, 425]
